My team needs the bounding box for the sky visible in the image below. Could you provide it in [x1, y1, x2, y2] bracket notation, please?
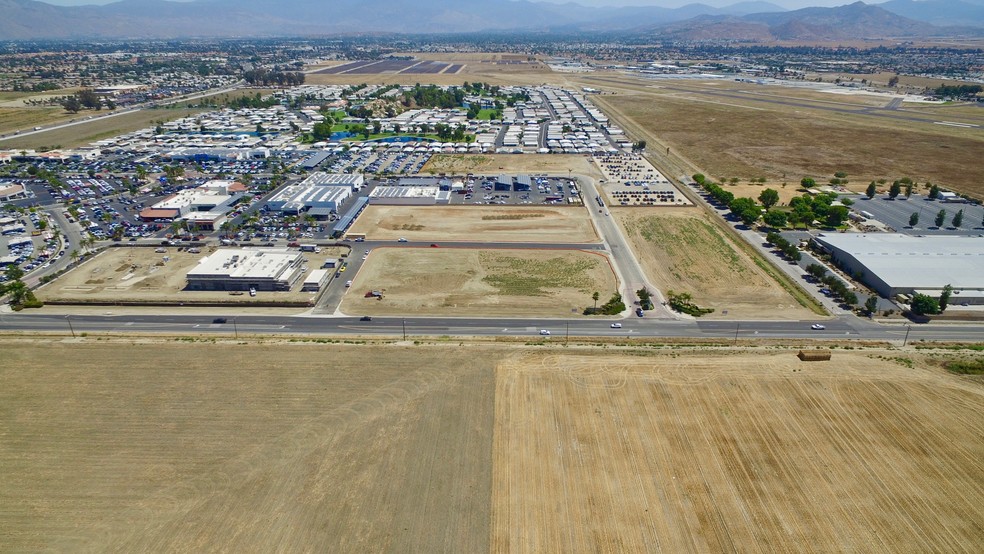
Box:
[38, 0, 874, 8]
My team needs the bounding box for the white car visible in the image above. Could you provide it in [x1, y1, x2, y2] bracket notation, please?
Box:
[811, 324, 826, 330]
[610, 323, 622, 328]
[539, 329, 551, 336]
[397, 237, 408, 242]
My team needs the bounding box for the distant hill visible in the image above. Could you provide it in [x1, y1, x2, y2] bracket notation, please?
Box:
[0, 0, 978, 40]
[647, 2, 973, 41]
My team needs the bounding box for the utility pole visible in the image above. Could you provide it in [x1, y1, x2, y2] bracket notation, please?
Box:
[402, 318, 407, 341]
[566, 321, 569, 345]
[903, 324, 911, 347]
[233, 318, 238, 340]
[66, 315, 75, 338]
[734, 322, 740, 345]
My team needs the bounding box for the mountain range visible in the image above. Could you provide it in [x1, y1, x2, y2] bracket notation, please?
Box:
[0, 0, 982, 40]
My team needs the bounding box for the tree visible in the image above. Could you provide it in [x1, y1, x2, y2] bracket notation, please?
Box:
[910, 293, 940, 316]
[62, 95, 82, 113]
[888, 181, 901, 199]
[826, 205, 849, 227]
[5, 264, 24, 281]
[763, 210, 787, 228]
[866, 181, 877, 199]
[864, 295, 878, 316]
[842, 291, 858, 306]
[909, 212, 919, 227]
[758, 188, 779, 209]
[888, 75, 900, 87]
[729, 197, 761, 225]
[632, 140, 647, 151]
[939, 284, 953, 313]
[806, 263, 826, 280]
[928, 184, 940, 200]
[935, 209, 946, 228]
[952, 209, 964, 228]
[904, 182, 914, 198]
[801, 177, 815, 187]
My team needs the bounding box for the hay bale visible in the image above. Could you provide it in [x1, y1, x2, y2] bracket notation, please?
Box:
[798, 350, 832, 362]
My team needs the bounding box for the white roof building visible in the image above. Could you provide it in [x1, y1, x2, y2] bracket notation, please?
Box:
[814, 233, 984, 297]
[186, 248, 306, 291]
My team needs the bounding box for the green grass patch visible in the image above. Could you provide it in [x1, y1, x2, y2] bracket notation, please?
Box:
[476, 109, 497, 120]
[944, 358, 984, 375]
[480, 253, 598, 296]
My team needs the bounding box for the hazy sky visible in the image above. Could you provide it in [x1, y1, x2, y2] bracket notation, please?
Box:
[39, 0, 876, 8]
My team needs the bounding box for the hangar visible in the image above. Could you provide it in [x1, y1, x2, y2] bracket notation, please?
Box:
[185, 248, 306, 292]
[814, 233, 984, 300]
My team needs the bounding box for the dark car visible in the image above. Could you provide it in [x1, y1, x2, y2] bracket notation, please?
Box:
[212, 317, 227, 324]
[636, 308, 645, 317]
[360, 316, 372, 321]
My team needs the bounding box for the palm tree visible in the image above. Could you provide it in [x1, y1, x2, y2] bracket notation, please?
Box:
[70, 250, 80, 263]
[592, 291, 600, 309]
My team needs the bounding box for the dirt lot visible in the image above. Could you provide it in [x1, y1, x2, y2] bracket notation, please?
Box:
[38, 246, 347, 305]
[421, 153, 603, 179]
[340, 248, 615, 317]
[3, 341, 981, 551]
[613, 207, 817, 319]
[584, 76, 984, 200]
[492, 349, 984, 552]
[348, 205, 599, 243]
[0, 341, 496, 552]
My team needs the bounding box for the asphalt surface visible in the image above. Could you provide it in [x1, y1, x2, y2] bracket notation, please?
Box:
[3, 310, 983, 344]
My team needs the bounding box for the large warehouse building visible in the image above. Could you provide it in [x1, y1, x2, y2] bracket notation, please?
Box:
[369, 186, 447, 205]
[814, 233, 984, 301]
[264, 172, 362, 215]
[185, 247, 306, 291]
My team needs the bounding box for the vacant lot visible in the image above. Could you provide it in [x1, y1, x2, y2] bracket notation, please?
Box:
[613, 207, 816, 319]
[2, 341, 982, 551]
[0, 107, 204, 150]
[587, 78, 984, 199]
[349, 204, 599, 243]
[492, 350, 984, 552]
[341, 248, 615, 317]
[38, 246, 345, 305]
[421, 153, 603, 179]
[0, 341, 496, 552]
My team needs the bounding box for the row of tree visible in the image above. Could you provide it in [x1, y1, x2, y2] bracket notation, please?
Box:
[62, 89, 114, 113]
[242, 69, 305, 86]
[805, 263, 858, 306]
[766, 232, 802, 263]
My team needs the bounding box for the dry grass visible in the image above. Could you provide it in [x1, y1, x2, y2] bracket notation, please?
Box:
[613, 207, 816, 319]
[341, 248, 615, 317]
[348, 205, 599, 243]
[0, 340, 496, 552]
[0, 107, 205, 150]
[492, 350, 984, 552]
[585, 77, 984, 199]
[2, 340, 982, 551]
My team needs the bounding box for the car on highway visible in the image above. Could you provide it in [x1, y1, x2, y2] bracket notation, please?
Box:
[610, 323, 622, 328]
[212, 317, 227, 324]
[397, 237, 408, 242]
[430, 243, 439, 248]
[539, 329, 551, 336]
[360, 316, 372, 321]
[811, 324, 826, 330]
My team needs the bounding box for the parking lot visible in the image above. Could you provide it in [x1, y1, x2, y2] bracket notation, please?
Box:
[850, 193, 984, 235]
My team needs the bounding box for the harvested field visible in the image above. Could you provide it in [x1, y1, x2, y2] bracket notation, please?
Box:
[348, 205, 599, 243]
[492, 350, 984, 553]
[613, 207, 816, 319]
[341, 248, 615, 317]
[0, 341, 496, 552]
[3, 341, 982, 551]
[38, 246, 346, 305]
[421, 153, 603, 178]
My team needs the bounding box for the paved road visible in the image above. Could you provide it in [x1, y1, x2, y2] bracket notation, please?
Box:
[3, 310, 983, 344]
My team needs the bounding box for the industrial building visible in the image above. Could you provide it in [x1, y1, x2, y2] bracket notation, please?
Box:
[185, 247, 306, 292]
[139, 180, 245, 222]
[814, 233, 984, 301]
[369, 186, 446, 205]
[263, 172, 361, 215]
[302, 269, 330, 292]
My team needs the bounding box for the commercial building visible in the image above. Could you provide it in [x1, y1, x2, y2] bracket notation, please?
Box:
[369, 186, 443, 205]
[814, 233, 984, 300]
[185, 247, 306, 292]
[263, 172, 360, 215]
[302, 269, 330, 292]
[139, 180, 245, 222]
